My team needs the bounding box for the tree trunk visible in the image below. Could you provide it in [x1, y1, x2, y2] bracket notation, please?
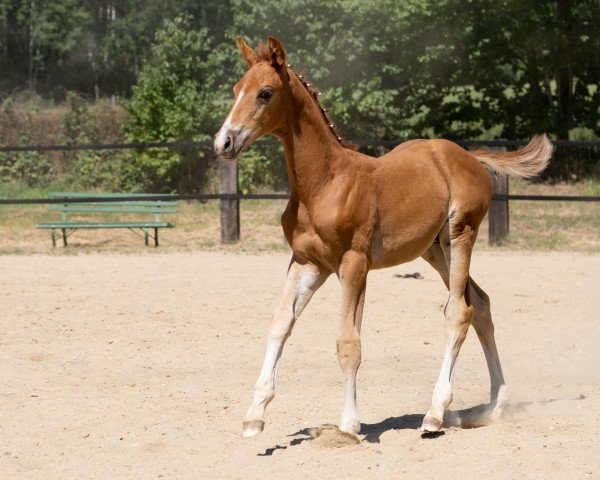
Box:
[28, 0, 36, 97]
[555, 0, 573, 140]
[1, 3, 7, 57]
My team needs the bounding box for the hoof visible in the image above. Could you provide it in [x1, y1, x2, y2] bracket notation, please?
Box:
[242, 420, 265, 438]
[491, 385, 510, 421]
[421, 414, 443, 433]
[339, 419, 361, 435]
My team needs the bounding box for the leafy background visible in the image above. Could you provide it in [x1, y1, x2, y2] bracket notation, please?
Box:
[0, 0, 599, 192]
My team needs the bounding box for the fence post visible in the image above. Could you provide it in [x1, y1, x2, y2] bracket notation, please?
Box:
[219, 158, 240, 243]
[487, 145, 509, 245]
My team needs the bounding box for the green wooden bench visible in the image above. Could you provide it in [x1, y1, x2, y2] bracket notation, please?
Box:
[37, 192, 178, 247]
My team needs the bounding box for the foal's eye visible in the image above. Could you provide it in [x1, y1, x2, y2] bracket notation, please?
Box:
[258, 89, 273, 100]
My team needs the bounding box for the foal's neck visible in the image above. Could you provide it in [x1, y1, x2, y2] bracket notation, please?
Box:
[278, 74, 346, 202]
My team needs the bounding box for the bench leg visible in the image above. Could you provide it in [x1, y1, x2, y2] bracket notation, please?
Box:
[62, 228, 67, 247]
[155, 228, 159, 247]
[144, 228, 149, 246]
[51, 229, 56, 248]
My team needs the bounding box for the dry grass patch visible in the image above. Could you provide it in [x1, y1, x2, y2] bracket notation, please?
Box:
[0, 199, 289, 254]
[0, 180, 597, 254]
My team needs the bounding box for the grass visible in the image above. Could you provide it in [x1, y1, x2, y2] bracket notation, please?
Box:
[496, 178, 600, 253]
[0, 193, 290, 254]
[0, 179, 598, 254]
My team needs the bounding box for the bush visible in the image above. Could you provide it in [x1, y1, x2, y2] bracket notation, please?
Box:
[125, 15, 230, 193]
[61, 92, 141, 190]
[0, 149, 52, 187]
[238, 145, 288, 194]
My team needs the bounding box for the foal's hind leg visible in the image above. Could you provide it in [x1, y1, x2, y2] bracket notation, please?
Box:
[243, 258, 327, 437]
[470, 279, 509, 418]
[421, 230, 508, 431]
[421, 224, 476, 432]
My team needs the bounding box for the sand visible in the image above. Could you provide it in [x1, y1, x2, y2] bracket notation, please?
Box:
[1, 251, 599, 479]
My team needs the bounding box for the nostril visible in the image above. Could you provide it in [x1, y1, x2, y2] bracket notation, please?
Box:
[224, 136, 232, 151]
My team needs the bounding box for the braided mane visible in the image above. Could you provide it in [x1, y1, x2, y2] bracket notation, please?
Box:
[255, 42, 356, 150]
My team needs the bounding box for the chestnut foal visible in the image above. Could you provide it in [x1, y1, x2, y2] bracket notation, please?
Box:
[214, 36, 552, 438]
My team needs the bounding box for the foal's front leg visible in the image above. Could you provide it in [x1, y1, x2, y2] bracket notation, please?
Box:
[337, 250, 369, 434]
[243, 258, 327, 438]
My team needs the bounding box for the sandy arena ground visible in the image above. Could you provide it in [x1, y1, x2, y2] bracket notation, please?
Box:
[1, 250, 599, 479]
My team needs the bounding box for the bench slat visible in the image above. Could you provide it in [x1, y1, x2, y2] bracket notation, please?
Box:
[38, 192, 178, 247]
[37, 222, 175, 229]
[49, 192, 178, 199]
[48, 205, 178, 213]
[49, 201, 177, 206]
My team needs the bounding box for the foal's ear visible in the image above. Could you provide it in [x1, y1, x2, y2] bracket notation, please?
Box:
[268, 36, 286, 70]
[237, 36, 259, 68]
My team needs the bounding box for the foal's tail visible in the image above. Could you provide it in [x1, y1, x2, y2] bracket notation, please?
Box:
[472, 134, 553, 178]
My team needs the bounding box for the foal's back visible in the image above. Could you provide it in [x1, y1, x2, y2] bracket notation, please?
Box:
[381, 138, 493, 201]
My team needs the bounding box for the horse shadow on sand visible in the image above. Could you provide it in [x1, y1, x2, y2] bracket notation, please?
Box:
[257, 395, 586, 456]
[258, 409, 467, 456]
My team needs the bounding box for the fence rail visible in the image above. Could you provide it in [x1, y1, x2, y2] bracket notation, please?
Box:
[2, 138, 600, 153]
[1, 139, 598, 245]
[0, 192, 598, 206]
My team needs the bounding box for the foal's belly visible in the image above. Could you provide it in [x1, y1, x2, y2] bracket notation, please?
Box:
[369, 201, 448, 269]
[370, 224, 442, 269]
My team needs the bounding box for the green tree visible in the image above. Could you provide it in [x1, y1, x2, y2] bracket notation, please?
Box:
[5, 0, 89, 96]
[0, 1, 235, 98]
[125, 15, 229, 192]
[379, 0, 600, 140]
[1, 0, 599, 145]
[80, 0, 233, 97]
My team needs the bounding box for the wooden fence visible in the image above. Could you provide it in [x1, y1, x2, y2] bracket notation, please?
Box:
[1, 139, 598, 246]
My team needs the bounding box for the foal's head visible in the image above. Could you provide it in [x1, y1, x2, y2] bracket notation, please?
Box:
[214, 36, 290, 160]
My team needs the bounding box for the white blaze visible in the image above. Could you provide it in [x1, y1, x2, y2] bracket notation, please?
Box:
[215, 90, 245, 149]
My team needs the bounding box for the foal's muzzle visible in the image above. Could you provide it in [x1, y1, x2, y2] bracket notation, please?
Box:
[214, 127, 248, 160]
